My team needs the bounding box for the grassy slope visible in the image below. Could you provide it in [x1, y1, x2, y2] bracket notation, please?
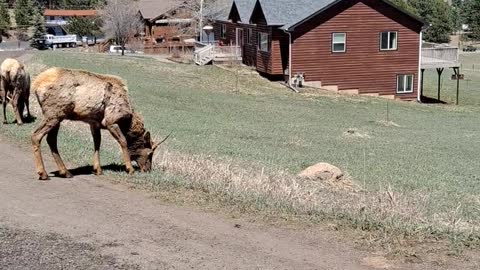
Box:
[5, 52, 480, 246]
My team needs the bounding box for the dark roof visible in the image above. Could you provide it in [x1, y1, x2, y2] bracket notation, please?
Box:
[258, 0, 334, 29]
[138, 0, 181, 20]
[232, 0, 257, 22]
[248, 0, 425, 30]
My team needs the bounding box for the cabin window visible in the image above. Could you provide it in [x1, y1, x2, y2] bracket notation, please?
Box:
[380, 31, 397, 50]
[258, 32, 269, 52]
[332, 33, 346, 53]
[221, 24, 226, 39]
[396, 74, 413, 93]
[247, 28, 253, 44]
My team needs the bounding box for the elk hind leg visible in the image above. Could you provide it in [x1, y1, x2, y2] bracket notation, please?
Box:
[90, 124, 102, 175]
[11, 91, 23, 125]
[46, 123, 72, 178]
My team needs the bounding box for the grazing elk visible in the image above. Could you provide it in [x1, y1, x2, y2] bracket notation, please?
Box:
[0, 58, 31, 125]
[31, 67, 168, 180]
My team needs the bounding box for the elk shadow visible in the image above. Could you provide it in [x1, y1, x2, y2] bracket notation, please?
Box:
[22, 115, 37, 124]
[52, 163, 139, 177]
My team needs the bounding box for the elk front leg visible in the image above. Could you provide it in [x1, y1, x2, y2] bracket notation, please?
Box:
[46, 123, 72, 178]
[32, 119, 60, 180]
[107, 124, 134, 174]
[90, 124, 102, 175]
[11, 91, 23, 125]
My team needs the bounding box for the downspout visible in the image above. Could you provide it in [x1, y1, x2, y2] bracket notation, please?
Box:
[417, 31, 423, 102]
[284, 29, 299, 93]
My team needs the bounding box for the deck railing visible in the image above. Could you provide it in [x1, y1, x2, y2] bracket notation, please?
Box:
[213, 45, 241, 57]
[421, 47, 459, 68]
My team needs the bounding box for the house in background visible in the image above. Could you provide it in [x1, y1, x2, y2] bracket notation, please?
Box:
[44, 9, 98, 36]
[44, 9, 98, 26]
[213, 0, 431, 100]
[138, 0, 194, 44]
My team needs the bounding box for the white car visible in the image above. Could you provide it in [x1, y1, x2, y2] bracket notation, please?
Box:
[109, 45, 138, 54]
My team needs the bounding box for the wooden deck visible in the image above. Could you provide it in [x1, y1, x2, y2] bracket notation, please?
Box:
[421, 47, 459, 69]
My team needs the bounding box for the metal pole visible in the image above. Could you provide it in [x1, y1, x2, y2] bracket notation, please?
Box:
[456, 67, 460, 105]
[199, 0, 204, 43]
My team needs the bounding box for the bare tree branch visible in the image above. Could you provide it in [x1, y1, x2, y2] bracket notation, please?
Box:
[100, 0, 142, 55]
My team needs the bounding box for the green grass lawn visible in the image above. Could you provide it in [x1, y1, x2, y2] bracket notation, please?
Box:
[4, 51, 480, 247]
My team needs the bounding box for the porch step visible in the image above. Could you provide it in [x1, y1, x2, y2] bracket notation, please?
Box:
[378, 94, 395, 100]
[303, 81, 322, 88]
[322, 85, 338, 91]
[338, 89, 359, 95]
[361, 93, 380, 97]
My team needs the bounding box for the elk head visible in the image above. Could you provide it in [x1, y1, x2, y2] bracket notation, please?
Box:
[129, 131, 170, 172]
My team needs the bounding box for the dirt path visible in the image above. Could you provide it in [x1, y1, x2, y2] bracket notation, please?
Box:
[0, 138, 379, 270]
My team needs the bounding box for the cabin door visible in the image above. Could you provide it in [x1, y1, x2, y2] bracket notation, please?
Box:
[236, 28, 244, 56]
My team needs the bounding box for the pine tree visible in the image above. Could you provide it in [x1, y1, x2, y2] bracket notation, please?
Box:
[464, 0, 480, 39]
[409, 0, 455, 43]
[14, 0, 34, 31]
[0, 0, 10, 37]
[31, 6, 46, 48]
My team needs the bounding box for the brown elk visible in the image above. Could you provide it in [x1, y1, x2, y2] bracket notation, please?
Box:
[0, 58, 31, 125]
[31, 67, 167, 180]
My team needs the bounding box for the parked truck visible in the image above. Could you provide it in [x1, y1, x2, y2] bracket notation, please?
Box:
[44, 34, 77, 48]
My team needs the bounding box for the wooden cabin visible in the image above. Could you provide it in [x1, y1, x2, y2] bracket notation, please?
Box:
[138, 0, 194, 44]
[214, 0, 427, 100]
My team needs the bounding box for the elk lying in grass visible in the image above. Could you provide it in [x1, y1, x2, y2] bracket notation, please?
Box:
[0, 58, 31, 125]
[31, 67, 167, 180]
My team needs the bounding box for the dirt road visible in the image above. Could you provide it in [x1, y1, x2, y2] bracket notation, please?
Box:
[0, 139, 378, 270]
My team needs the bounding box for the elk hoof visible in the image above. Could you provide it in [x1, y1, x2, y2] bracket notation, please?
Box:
[38, 172, 50, 181]
[127, 168, 135, 175]
[59, 171, 73, 178]
[93, 169, 103, 176]
[16, 122, 23, 126]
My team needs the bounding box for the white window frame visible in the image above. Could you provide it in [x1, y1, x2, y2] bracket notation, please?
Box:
[332, 32, 346, 53]
[396, 74, 414, 93]
[380, 31, 398, 51]
[247, 28, 253, 44]
[258, 32, 269, 52]
[220, 24, 226, 39]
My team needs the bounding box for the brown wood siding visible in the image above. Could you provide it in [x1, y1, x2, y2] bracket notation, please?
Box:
[291, 0, 422, 99]
[251, 2, 274, 75]
[213, 21, 236, 45]
[239, 24, 257, 67]
[271, 29, 289, 75]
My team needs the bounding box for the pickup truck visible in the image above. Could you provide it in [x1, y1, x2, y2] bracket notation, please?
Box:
[44, 34, 77, 48]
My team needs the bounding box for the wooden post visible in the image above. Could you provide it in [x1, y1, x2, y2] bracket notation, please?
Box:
[420, 69, 425, 102]
[454, 67, 460, 105]
[436, 67, 444, 101]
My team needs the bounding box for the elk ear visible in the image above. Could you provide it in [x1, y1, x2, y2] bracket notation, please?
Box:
[144, 131, 152, 144]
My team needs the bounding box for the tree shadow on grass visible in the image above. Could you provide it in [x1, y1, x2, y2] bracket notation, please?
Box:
[51, 163, 139, 178]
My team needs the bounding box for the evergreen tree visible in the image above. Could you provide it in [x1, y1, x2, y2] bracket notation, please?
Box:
[14, 0, 34, 31]
[409, 0, 455, 43]
[0, 0, 10, 37]
[66, 16, 101, 37]
[464, 0, 480, 39]
[31, 6, 46, 48]
[390, 0, 418, 15]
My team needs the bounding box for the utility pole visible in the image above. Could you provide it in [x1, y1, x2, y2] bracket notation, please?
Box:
[199, 0, 204, 42]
